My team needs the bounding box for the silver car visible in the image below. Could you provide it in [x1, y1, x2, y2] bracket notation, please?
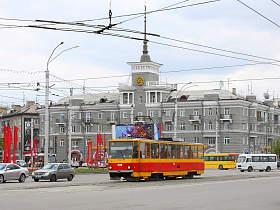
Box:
[32, 163, 75, 182]
[0, 163, 29, 183]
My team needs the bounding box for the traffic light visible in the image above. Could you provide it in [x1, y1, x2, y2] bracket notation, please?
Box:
[261, 148, 264, 153]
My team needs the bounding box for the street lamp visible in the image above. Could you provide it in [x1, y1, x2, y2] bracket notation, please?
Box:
[44, 42, 79, 166]
[174, 82, 192, 140]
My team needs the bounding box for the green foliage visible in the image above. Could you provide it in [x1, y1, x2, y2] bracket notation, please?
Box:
[0, 134, 3, 155]
[272, 138, 280, 157]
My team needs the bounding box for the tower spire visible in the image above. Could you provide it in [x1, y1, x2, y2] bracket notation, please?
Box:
[140, 5, 151, 62]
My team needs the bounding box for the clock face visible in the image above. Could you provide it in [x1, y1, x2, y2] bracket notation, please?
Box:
[136, 76, 144, 86]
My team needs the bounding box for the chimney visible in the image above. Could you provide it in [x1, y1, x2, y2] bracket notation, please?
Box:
[12, 105, 21, 112]
[232, 88, 236, 95]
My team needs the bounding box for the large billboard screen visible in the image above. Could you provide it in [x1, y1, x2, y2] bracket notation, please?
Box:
[116, 125, 154, 139]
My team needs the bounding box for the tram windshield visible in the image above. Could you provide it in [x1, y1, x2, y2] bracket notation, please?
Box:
[109, 141, 133, 159]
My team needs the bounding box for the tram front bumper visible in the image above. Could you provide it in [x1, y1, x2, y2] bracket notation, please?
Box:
[109, 170, 134, 180]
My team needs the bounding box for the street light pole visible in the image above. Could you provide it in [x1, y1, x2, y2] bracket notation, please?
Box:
[44, 43, 79, 166]
[44, 42, 64, 166]
[174, 82, 192, 139]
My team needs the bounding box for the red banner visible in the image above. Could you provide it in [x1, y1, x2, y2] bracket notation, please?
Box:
[103, 133, 106, 166]
[90, 141, 93, 165]
[99, 133, 102, 166]
[95, 135, 99, 166]
[13, 126, 19, 164]
[7, 126, 12, 163]
[87, 142, 89, 166]
[29, 139, 33, 167]
[4, 125, 7, 163]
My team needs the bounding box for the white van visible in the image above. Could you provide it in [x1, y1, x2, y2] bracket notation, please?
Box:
[236, 154, 277, 172]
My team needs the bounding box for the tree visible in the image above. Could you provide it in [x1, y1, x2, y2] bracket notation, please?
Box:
[272, 138, 280, 158]
[0, 134, 3, 155]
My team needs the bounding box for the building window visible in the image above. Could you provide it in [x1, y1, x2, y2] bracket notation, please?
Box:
[194, 137, 199, 143]
[60, 113, 65, 120]
[150, 110, 154, 117]
[224, 137, 230, 144]
[152, 95, 156, 103]
[166, 124, 172, 131]
[71, 112, 75, 120]
[180, 123, 186, 131]
[78, 112, 82, 120]
[208, 108, 213, 116]
[194, 123, 199, 130]
[123, 112, 127, 118]
[180, 109, 185, 117]
[208, 137, 215, 145]
[158, 110, 161, 118]
[98, 125, 103, 132]
[225, 108, 230, 115]
[86, 113, 91, 122]
[72, 125, 76, 133]
[166, 109, 171, 117]
[41, 116, 44, 123]
[86, 125, 90, 133]
[60, 139, 65, 147]
[224, 122, 230, 130]
[138, 96, 143, 104]
[34, 119, 39, 125]
[98, 112, 103, 119]
[194, 109, 199, 116]
[60, 126, 65, 133]
[111, 112, 115, 121]
[72, 141, 78, 149]
[208, 122, 213, 130]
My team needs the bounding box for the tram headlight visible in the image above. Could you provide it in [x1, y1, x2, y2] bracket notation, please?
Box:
[128, 166, 131, 170]
[109, 166, 112, 170]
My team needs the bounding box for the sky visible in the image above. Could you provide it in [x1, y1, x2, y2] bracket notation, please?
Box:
[1, 0, 280, 107]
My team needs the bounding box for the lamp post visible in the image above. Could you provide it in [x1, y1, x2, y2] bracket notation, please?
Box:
[174, 82, 192, 139]
[44, 42, 79, 166]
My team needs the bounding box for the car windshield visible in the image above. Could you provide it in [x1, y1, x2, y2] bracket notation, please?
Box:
[0, 164, 6, 170]
[42, 164, 58, 170]
[237, 156, 246, 163]
[109, 141, 133, 159]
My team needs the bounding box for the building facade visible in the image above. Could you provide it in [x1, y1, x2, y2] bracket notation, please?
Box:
[36, 39, 280, 163]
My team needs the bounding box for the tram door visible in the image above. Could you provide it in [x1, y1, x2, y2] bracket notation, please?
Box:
[132, 141, 140, 172]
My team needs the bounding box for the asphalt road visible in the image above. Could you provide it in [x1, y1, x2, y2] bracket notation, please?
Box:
[1, 169, 280, 209]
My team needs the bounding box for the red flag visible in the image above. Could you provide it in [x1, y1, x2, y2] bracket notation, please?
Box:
[103, 133, 106, 166]
[86, 141, 89, 166]
[36, 139, 39, 167]
[13, 126, 19, 164]
[90, 141, 93, 165]
[4, 125, 7, 163]
[99, 133, 102, 166]
[29, 139, 33, 167]
[95, 134, 99, 166]
[7, 126, 12, 163]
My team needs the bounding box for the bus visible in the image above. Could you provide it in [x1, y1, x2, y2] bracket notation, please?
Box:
[108, 138, 204, 181]
[204, 153, 239, 170]
[24, 153, 56, 167]
[236, 154, 277, 172]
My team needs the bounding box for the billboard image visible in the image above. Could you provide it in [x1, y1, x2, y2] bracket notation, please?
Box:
[116, 125, 154, 139]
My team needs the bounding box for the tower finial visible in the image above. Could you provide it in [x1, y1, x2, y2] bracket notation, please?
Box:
[140, 5, 151, 62]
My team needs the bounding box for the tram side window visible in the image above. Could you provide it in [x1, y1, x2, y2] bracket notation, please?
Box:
[140, 142, 150, 159]
[160, 143, 167, 159]
[198, 146, 204, 159]
[184, 145, 191, 159]
[209, 156, 217, 161]
[168, 144, 176, 159]
[132, 142, 139, 159]
[177, 144, 183, 159]
[191, 145, 198, 159]
[151, 143, 159, 159]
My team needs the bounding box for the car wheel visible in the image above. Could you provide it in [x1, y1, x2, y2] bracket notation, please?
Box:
[219, 165, 223, 170]
[0, 175, 4, 183]
[248, 166, 253, 172]
[67, 174, 73, 181]
[18, 174, 26, 183]
[34, 179, 39, 182]
[265, 166, 271, 172]
[50, 174, 56, 182]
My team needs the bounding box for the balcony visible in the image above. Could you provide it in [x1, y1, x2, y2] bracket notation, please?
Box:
[220, 114, 233, 123]
[189, 115, 201, 124]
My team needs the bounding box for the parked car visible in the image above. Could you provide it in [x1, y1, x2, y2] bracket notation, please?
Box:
[277, 161, 280, 169]
[16, 160, 26, 167]
[0, 163, 29, 183]
[32, 163, 75, 182]
[71, 161, 79, 168]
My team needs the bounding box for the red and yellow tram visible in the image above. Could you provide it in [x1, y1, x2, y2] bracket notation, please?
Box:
[108, 138, 204, 181]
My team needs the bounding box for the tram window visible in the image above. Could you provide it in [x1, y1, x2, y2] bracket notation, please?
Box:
[198, 146, 204, 159]
[191, 145, 198, 159]
[168, 144, 176, 159]
[132, 142, 139, 159]
[210, 156, 217, 161]
[140, 142, 150, 159]
[177, 145, 183, 159]
[160, 143, 167, 159]
[184, 145, 191, 159]
[151, 143, 159, 159]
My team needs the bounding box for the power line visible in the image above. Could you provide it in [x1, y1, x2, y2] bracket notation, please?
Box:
[271, 0, 280, 7]
[237, 0, 280, 28]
